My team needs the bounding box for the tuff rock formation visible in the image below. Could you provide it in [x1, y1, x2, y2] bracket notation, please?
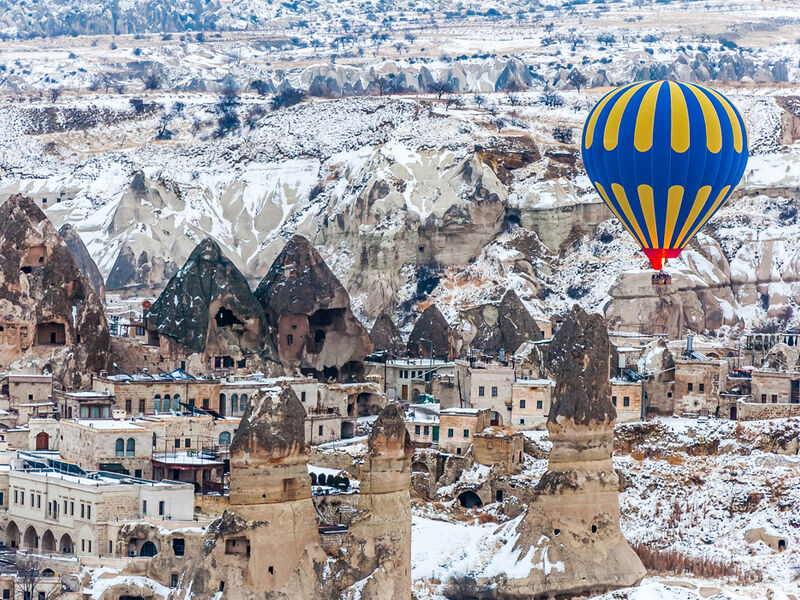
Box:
[495, 306, 645, 597]
[369, 311, 405, 354]
[58, 223, 105, 301]
[145, 238, 276, 372]
[461, 289, 542, 353]
[255, 235, 372, 381]
[639, 339, 676, 416]
[0, 195, 109, 387]
[407, 305, 453, 359]
[175, 387, 412, 600]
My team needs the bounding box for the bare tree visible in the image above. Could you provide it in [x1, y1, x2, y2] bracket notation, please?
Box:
[428, 79, 452, 99]
[49, 88, 62, 102]
[15, 555, 61, 600]
[445, 94, 462, 110]
[375, 76, 394, 96]
[567, 69, 588, 92]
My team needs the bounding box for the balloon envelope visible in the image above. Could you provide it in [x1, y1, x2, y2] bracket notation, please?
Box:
[581, 80, 748, 270]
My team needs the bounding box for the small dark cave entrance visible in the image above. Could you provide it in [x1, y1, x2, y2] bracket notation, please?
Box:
[215, 307, 243, 327]
[457, 490, 483, 509]
[503, 209, 521, 232]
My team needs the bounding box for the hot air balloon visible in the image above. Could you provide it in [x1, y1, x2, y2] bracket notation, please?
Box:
[581, 80, 748, 271]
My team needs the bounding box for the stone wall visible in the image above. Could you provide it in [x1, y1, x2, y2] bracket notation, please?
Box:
[736, 399, 800, 421]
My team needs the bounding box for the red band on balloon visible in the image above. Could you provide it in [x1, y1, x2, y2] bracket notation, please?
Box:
[643, 248, 682, 271]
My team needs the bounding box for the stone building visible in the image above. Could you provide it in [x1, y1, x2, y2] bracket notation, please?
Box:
[0, 462, 195, 560]
[673, 357, 729, 416]
[92, 370, 221, 416]
[53, 388, 114, 420]
[438, 408, 491, 456]
[472, 427, 524, 473]
[0, 195, 109, 388]
[173, 386, 412, 600]
[456, 359, 514, 426]
[510, 378, 553, 429]
[750, 369, 800, 405]
[494, 306, 645, 596]
[0, 374, 53, 414]
[404, 402, 440, 446]
[365, 357, 456, 403]
[610, 379, 643, 422]
[255, 235, 372, 382]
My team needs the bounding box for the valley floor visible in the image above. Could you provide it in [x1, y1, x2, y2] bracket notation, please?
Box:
[410, 417, 800, 600]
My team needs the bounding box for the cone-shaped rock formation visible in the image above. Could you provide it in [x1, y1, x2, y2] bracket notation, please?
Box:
[58, 223, 105, 301]
[408, 304, 452, 359]
[255, 235, 372, 381]
[0, 195, 108, 387]
[369, 311, 405, 354]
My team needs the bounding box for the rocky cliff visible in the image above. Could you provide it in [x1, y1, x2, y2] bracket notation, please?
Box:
[369, 311, 405, 355]
[461, 289, 542, 354]
[0, 195, 108, 387]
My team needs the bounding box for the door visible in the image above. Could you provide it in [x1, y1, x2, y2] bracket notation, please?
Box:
[401, 385, 408, 401]
[35, 432, 49, 450]
[730, 406, 737, 420]
[432, 426, 439, 442]
[792, 380, 800, 403]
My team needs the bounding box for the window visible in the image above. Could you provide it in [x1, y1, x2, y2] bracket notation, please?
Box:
[185, 438, 191, 448]
[143, 500, 147, 514]
[63, 500, 66, 513]
[536, 400, 543, 409]
[37, 494, 41, 508]
[414, 425, 421, 435]
[115, 438, 124, 457]
[81, 539, 85, 552]
[687, 383, 693, 392]
[159, 501, 165, 516]
[519, 399, 526, 409]
[318, 425, 323, 436]
[171, 574, 179, 588]
[13, 491, 17, 504]
[520, 418, 525, 425]
[286, 334, 293, 346]
[154, 395, 161, 412]
[301, 391, 306, 402]
[3, 588, 10, 599]
[478, 386, 485, 397]
[174, 439, 181, 448]
[463, 429, 469, 438]
[202, 398, 209, 409]
[772, 394, 778, 404]
[456, 448, 462, 455]
[762, 394, 767, 403]
[173, 395, 181, 411]
[20, 492, 24, 505]
[699, 383, 705, 393]
[491, 386, 498, 397]
[173, 538, 185, 557]
[423, 426, 429, 435]
[448, 428, 454, 438]
[86, 505, 91, 519]
[81, 503, 85, 518]
[88, 541, 91, 553]
[125, 399, 132, 413]
[612, 396, 617, 406]
[135, 469, 142, 478]
[623, 396, 630, 407]
[70, 501, 74, 515]
[138, 399, 145, 414]
[219, 431, 231, 445]
[240, 394, 247, 411]
[126, 438, 136, 456]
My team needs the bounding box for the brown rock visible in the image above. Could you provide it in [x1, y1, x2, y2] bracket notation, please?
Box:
[144, 238, 276, 371]
[255, 235, 372, 381]
[408, 304, 452, 359]
[462, 289, 542, 354]
[58, 223, 105, 301]
[369, 311, 405, 354]
[0, 195, 109, 387]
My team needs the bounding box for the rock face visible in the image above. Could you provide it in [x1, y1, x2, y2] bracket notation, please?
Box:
[461, 290, 542, 353]
[496, 306, 645, 597]
[145, 238, 276, 372]
[407, 305, 453, 359]
[255, 235, 372, 381]
[370, 311, 405, 354]
[175, 387, 412, 600]
[58, 223, 105, 301]
[0, 195, 109, 387]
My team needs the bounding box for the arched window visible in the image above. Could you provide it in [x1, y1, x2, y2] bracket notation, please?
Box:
[154, 395, 161, 413]
[231, 394, 238, 413]
[139, 541, 158, 557]
[173, 394, 181, 411]
[239, 394, 247, 413]
[115, 438, 124, 457]
[126, 438, 135, 456]
[219, 431, 231, 445]
[163, 395, 170, 412]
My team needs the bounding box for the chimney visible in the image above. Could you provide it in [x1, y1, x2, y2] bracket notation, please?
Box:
[686, 333, 694, 356]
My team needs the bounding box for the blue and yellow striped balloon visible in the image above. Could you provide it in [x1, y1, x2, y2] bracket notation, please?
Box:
[581, 80, 748, 270]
